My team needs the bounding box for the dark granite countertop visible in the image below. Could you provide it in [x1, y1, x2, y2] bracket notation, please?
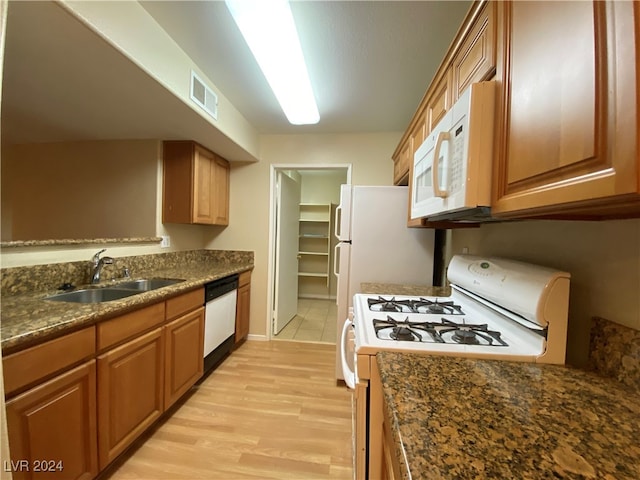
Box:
[360, 283, 451, 297]
[1, 255, 253, 354]
[377, 351, 640, 480]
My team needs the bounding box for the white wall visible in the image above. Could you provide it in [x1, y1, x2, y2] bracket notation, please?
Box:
[450, 218, 640, 366]
[205, 132, 402, 338]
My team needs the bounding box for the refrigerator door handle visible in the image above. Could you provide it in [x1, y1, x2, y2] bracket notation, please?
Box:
[334, 204, 342, 239]
[334, 243, 340, 277]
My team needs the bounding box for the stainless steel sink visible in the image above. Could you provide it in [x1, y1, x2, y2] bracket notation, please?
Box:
[45, 278, 185, 303]
[46, 288, 140, 303]
[115, 278, 185, 291]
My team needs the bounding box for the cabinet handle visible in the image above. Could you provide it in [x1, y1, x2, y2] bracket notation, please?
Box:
[432, 131, 450, 198]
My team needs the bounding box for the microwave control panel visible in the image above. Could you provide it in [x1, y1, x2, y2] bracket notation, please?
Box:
[450, 123, 466, 195]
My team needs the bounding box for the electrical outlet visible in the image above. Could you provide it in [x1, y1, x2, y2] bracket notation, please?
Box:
[462, 247, 469, 254]
[160, 236, 171, 248]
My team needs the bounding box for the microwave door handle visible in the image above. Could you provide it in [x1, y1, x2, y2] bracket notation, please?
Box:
[432, 131, 451, 198]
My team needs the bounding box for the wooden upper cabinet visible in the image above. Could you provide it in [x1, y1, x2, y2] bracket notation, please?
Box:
[393, 137, 413, 185]
[392, 139, 411, 186]
[211, 154, 230, 225]
[492, 0, 639, 216]
[163, 141, 230, 225]
[406, 112, 428, 227]
[426, 69, 452, 134]
[452, 1, 496, 100]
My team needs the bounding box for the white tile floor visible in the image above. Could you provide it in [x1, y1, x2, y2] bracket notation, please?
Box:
[273, 298, 337, 343]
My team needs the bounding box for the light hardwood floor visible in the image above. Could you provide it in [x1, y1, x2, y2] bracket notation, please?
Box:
[103, 340, 354, 480]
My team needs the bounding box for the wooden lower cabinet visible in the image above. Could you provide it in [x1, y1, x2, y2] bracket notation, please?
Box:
[5, 360, 98, 480]
[4, 286, 210, 477]
[234, 271, 251, 346]
[97, 328, 165, 470]
[381, 399, 402, 480]
[164, 307, 204, 408]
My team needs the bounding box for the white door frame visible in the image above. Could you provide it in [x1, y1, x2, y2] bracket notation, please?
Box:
[266, 164, 352, 340]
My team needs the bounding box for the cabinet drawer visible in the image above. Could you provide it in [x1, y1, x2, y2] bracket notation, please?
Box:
[166, 288, 204, 320]
[97, 303, 165, 351]
[3, 327, 95, 397]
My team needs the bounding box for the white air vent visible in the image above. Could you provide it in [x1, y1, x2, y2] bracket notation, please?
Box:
[190, 71, 218, 120]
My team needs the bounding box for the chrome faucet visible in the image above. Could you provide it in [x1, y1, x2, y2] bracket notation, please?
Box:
[91, 249, 114, 284]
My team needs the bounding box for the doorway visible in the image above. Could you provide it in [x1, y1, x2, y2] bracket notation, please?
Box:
[268, 165, 351, 344]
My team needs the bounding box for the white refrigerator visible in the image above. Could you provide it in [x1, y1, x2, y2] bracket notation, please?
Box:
[334, 185, 435, 379]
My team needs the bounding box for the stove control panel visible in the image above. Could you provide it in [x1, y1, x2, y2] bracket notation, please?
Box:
[448, 255, 570, 326]
[467, 260, 506, 280]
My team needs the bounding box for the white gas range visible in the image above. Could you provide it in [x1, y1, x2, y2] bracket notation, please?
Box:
[343, 255, 571, 480]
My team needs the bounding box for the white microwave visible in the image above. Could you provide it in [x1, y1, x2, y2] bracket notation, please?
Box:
[411, 81, 496, 221]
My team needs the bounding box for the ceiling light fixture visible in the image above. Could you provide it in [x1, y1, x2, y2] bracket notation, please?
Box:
[225, 0, 320, 125]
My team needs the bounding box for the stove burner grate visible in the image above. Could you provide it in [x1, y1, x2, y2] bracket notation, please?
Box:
[372, 316, 508, 346]
[373, 316, 442, 343]
[368, 296, 414, 313]
[368, 296, 465, 315]
[412, 298, 465, 315]
[438, 319, 508, 346]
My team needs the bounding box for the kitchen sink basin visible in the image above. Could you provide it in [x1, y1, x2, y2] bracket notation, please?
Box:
[114, 278, 185, 291]
[46, 288, 140, 303]
[45, 278, 185, 303]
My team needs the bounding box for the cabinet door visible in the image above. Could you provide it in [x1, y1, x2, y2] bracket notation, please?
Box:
[452, 1, 496, 100]
[211, 154, 230, 225]
[164, 307, 204, 409]
[193, 145, 216, 224]
[406, 114, 428, 227]
[426, 69, 452, 134]
[234, 281, 251, 346]
[97, 328, 164, 469]
[163, 141, 230, 225]
[6, 361, 98, 480]
[393, 139, 411, 186]
[493, 1, 638, 216]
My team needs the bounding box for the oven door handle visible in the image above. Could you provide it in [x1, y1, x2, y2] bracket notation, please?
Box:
[340, 318, 356, 389]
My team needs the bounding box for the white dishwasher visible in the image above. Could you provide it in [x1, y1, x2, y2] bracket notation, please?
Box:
[203, 275, 238, 374]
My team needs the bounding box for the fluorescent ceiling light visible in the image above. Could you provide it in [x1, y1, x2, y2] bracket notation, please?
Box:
[225, 0, 320, 125]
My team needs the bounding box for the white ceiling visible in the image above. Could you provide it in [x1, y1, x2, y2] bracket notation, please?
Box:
[1, 1, 471, 158]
